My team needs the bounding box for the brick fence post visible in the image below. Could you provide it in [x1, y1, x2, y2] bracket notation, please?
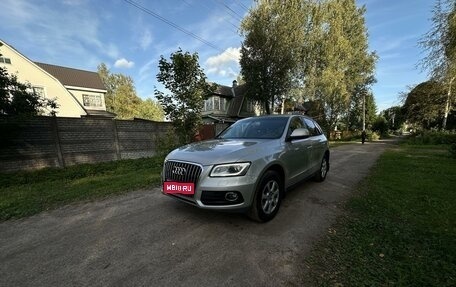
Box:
[51, 116, 65, 168]
[112, 119, 121, 160]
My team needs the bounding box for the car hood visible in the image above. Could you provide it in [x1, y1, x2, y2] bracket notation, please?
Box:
[165, 138, 274, 165]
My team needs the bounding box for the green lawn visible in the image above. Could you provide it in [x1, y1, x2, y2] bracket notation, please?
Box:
[0, 157, 164, 221]
[302, 144, 456, 286]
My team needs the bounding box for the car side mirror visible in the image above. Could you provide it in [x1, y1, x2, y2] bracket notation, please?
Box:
[287, 128, 310, 141]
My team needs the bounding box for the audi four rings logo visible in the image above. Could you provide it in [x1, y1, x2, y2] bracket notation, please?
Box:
[172, 166, 187, 176]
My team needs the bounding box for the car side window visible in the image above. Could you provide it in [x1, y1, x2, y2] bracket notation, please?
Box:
[303, 118, 321, 136]
[287, 116, 305, 137]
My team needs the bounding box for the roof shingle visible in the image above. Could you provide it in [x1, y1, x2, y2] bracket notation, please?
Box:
[35, 62, 106, 91]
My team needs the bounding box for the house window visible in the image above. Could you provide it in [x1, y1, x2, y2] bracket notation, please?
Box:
[204, 96, 227, 112]
[204, 98, 213, 111]
[82, 94, 103, 107]
[245, 99, 254, 112]
[213, 96, 220, 111]
[32, 87, 45, 97]
[0, 57, 12, 64]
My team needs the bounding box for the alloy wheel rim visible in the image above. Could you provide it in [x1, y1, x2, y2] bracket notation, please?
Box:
[261, 180, 280, 215]
[321, 159, 327, 178]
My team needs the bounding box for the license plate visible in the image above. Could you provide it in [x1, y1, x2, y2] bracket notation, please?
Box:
[163, 182, 195, 195]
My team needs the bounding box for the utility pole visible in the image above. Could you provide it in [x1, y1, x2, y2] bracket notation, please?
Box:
[362, 90, 366, 131]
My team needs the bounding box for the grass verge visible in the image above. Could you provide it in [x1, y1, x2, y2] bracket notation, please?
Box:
[302, 144, 456, 286]
[0, 157, 163, 221]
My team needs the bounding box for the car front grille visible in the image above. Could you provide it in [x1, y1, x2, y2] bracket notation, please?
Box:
[164, 160, 202, 185]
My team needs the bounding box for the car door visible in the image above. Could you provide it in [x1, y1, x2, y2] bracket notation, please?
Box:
[303, 117, 327, 171]
[282, 116, 313, 186]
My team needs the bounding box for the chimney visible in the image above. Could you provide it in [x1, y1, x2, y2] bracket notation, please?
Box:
[231, 80, 237, 97]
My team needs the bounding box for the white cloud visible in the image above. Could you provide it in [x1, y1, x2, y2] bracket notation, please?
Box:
[205, 47, 240, 77]
[114, 58, 134, 68]
[140, 29, 153, 50]
[206, 47, 240, 66]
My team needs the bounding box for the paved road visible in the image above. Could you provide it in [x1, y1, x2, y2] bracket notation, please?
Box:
[0, 140, 396, 287]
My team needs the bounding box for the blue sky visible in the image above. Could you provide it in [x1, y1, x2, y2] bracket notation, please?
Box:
[1, 0, 434, 112]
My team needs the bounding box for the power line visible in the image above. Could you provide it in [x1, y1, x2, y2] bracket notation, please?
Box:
[234, 0, 250, 12]
[219, 0, 244, 21]
[214, 0, 244, 21]
[180, 0, 239, 33]
[123, 0, 234, 56]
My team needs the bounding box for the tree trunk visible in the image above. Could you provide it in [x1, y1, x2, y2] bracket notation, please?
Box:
[264, 101, 270, 114]
[442, 76, 454, 130]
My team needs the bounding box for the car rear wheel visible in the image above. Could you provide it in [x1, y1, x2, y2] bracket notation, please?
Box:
[314, 155, 329, 182]
[249, 170, 283, 222]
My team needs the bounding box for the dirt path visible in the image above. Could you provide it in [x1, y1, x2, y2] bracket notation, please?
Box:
[0, 140, 396, 287]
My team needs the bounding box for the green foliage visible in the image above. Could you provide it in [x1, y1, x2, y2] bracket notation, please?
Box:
[98, 63, 164, 121]
[403, 81, 447, 129]
[346, 91, 377, 130]
[136, 98, 164, 121]
[155, 48, 211, 145]
[0, 67, 58, 116]
[154, 130, 180, 159]
[303, 146, 456, 286]
[449, 143, 456, 158]
[0, 157, 163, 220]
[372, 115, 389, 136]
[419, 0, 456, 81]
[240, 0, 377, 130]
[419, 0, 456, 129]
[381, 105, 407, 131]
[240, 0, 302, 114]
[302, 0, 377, 132]
[405, 130, 456, 145]
[366, 130, 380, 141]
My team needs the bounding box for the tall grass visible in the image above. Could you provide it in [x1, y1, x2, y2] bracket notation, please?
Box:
[0, 157, 164, 220]
[302, 145, 456, 286]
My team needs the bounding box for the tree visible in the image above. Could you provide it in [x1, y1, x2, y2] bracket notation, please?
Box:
[381, 106, 407, 131]
[419, 0, 456, 129]
[155, 49, 212, 144]
[137, 98, 164, 121]
[346, 89, 377, 130]
[239, 0, 376, 133]
[307, 0, 377, 134]
[372, 115, 389, 136]
[403, 81, 447, 129]
[0, 67, 57, 116]
[98, 63, 163, 121]
[239, 0, 303, 114]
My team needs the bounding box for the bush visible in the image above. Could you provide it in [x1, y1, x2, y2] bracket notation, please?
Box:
[367, 130, 380, 141]
[406, 130, 456, 145]
[449, 143, 456, 158]
[154, 130, 180, 159]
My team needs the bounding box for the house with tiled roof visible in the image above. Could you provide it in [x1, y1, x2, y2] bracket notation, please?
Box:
[0, 39, 113, 118]
[203, 80, 259, 124]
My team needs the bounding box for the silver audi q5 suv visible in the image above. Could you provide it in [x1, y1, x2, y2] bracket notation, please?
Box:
[162, 115, 330, 222]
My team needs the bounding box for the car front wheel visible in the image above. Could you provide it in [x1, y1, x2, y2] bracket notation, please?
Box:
[249, 170, 283, 222]
[314, 155, 329, 182]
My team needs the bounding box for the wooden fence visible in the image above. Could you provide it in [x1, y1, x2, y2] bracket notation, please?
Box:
[0, 116, 172, 172]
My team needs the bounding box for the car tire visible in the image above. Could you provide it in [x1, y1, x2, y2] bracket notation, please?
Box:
[248, 170, 283, 222]
[314, 155, 329, 182]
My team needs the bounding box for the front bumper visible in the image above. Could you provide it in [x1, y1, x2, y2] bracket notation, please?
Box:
[162, 163, 257, 211]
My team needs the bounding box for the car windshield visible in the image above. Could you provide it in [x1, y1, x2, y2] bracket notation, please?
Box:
[218, 117, 288, 139]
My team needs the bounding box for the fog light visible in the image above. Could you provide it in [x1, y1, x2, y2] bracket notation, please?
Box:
[225, 192, 239, 202]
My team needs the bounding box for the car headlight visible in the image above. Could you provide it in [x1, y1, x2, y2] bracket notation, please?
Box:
[210, 162, 251, 177]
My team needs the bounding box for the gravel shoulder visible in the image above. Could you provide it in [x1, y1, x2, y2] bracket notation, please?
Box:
[0, 140, 396, 287]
